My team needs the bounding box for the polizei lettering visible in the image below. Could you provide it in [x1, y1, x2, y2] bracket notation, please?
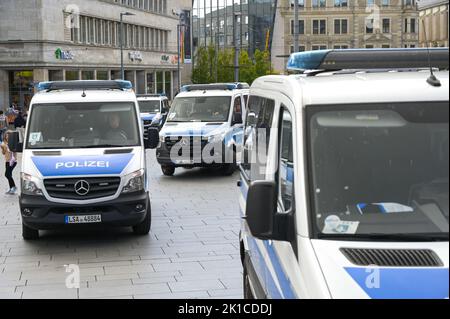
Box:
[55, 161, 110, 169]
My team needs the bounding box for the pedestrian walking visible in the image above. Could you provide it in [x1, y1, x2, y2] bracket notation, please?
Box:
[14, 111, 26, 129]
[1, 131, 18, 195]
[0, 111, 7, 142]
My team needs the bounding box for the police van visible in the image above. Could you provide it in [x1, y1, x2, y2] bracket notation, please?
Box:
[137, 94, 170, 134]
[20, 80, 156, 240]
[239, 48, 449, 299]
[154, 83, 249, 176]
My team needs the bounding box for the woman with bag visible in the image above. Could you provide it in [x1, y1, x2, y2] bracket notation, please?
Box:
[1, 131, 18, 195]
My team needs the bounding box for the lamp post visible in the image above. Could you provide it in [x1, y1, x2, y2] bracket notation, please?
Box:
[233, 12, 242, 83]
[120, 12, 135, 80]
[177, 23, 187, 92]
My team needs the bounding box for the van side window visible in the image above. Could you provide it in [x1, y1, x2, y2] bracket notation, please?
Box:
[241, 96, 275, 181]
[279, 108, 294, 212]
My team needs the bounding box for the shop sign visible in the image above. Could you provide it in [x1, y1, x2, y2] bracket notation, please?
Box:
[161, 54, 178, 65]
[55, 48, 75, 60]
[129, 51, 143, 62]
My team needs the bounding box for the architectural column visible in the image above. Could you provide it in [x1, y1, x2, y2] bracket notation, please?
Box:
[0, 70, 9, 110]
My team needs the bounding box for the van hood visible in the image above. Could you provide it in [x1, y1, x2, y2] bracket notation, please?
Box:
[160, 122, 228, 137]
[311, 240, 449, 299]
[28, 148, 139, 178]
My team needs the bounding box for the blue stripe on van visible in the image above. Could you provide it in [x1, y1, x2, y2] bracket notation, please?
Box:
[247, 236, 297, 299]
[345, 267, 449, 299]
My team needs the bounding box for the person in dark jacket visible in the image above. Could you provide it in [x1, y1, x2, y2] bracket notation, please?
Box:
[14, 112, 26, 129]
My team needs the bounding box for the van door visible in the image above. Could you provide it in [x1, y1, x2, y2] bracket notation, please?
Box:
[264, 103, 299, 299]
[240, 95, 276, 298]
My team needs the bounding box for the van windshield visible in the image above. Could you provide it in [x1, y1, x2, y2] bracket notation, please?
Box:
[26, 102, 140, 149]
[167, 96, 231, 122]
[139, 100, 161, 114]
[308, 102, 449, 240]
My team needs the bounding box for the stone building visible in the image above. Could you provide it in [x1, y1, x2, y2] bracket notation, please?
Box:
[418, 0, 449, 47]
[271, 0, 420, 72]
[0, 0, 192, 110]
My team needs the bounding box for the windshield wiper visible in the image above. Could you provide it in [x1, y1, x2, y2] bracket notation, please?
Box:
[318, 232, 449, 242]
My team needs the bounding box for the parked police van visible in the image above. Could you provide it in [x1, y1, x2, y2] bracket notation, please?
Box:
[137, 94, 170, 134]
[239, 48, 449, 299]
[154, 83, 249, 176]
[20, 80, 156, 240]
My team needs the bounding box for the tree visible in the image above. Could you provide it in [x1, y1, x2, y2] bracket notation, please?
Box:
[192, 47, 274, 85]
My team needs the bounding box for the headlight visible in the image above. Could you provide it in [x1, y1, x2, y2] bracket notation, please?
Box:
[21, 173, 43, 196]
[159, 135, 166, 143]
[122, 169, 145, 194]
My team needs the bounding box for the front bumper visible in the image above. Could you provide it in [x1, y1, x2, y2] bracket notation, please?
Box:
[19, 191, 149, 230]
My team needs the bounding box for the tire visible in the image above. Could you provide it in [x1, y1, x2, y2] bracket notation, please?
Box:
[221, 164, 237, 176]
[161, 165, 175, 176]
[133, 197, 152, 236]
[243, 265, 255, 299]
[22, 223, 39, 240]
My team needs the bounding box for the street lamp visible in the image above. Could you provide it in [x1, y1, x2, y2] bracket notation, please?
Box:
[177, 23, 187, 92]
[120, 12, 135, 80]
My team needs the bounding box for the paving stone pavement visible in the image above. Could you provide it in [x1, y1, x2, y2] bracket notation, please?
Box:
[0, 152, 243, 299]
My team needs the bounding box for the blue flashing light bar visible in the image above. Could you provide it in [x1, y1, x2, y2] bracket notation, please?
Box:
[287, 48, 449, 73]
[181, 83, 250, 92]
[36, 80, 133, 92]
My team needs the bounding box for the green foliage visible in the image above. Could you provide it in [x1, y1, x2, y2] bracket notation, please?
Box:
[192, 46, 274, 85]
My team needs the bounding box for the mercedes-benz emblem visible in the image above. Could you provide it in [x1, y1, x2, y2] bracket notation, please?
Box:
[74, 180, 90, 196]
[180, 138, 189, 146]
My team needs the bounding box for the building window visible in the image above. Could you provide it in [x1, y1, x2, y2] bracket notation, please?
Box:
[65, 70, 80, 81]
[366, 19, 374, 34]
[333, 44, 349, 49]
[404, 0, 413, 6]
[405, 18, 417, 33]
[312, 0, 326, 8]
[97, 71, 109, 80]
[382, 44, 391, 48]
[290, 20, 305, 35]
[312, 45, 327, 50]
[334, 19, 348, 34]
[382, 18, 390, 33]
[290, 0, 305, 8]
[290, 45, 306, 53]
[382, 0, 390, 6]
[365, 44, 374, 48]
[335, 0, 348, 7]
[313, 20, 327, 35]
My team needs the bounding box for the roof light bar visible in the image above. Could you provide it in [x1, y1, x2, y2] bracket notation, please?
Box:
[37, 80, 133, 92]
[181, 83, 250, 92]
[287, 48, 449, 73]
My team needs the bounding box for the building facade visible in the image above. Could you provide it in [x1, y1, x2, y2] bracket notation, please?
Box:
[271, 0, 420, 72]
[418, 0, 449, 47]
[0, 0, 192, 110]
[192, 0, 277, 56]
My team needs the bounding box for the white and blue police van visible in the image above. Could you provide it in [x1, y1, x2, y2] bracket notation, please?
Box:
[19, 80, 158, 240]
[239, 48, 449, 299]
[153, 83, 249, 176]
[137, 94, 170, 134]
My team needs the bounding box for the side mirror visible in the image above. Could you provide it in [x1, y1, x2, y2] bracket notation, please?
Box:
[145, 127, 160, 149]
[232, 113, 243, 125]
[246, 112, 257, 127]
[245, 181, 294, 242]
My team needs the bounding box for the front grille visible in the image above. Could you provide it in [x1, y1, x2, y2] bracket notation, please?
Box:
[341, 248, 443, 267]
[164, 136, 212, 158]
[44, 177, 121, 200]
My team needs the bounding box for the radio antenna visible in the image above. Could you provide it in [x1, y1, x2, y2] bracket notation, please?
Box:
[421, 19, 441, 87]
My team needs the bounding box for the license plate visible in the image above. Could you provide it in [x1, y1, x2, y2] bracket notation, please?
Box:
[65, 214, 102, 224]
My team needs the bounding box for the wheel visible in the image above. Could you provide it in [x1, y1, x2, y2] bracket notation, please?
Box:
[22, 223, 39, 240]
[221, 164, 237, 176]
[133, 197, 152, 236]
[161, 165, 175, 176]
[243, 265, 255, 299]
